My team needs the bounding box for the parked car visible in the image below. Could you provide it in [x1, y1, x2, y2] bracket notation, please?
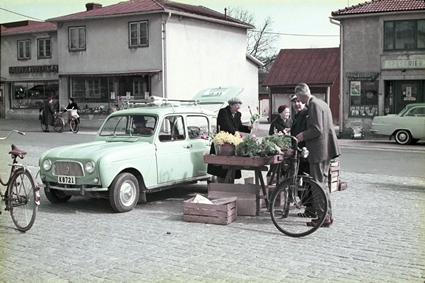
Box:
[370, 103, 425, 145]
[38, 87, 243, 212]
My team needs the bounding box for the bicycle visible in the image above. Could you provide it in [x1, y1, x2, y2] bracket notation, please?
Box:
[269, 136, 328, 237]
[42, 108, 79, 133]
[0, 130, 40, 232]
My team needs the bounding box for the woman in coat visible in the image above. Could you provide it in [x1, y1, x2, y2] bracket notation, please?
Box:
[207, 97, 252, 182]
[41, 97, 55, 132]
[269, 104, 292, 135]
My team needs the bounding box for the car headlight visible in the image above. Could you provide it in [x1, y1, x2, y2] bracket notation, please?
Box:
[85, 161, 95, 173]
[43, 159, 52, 171]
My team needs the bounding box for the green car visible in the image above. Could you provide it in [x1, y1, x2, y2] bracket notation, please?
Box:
[39, 88, 243, 212]
[371, 103, 425, 145]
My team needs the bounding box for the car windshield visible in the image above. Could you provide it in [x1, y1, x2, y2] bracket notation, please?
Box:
[99, 115, 157, 136]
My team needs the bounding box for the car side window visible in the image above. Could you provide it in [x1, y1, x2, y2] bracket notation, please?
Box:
[159, 115, 185, 142]
[187, 115, 209, 140]
[406, 107, 425, 117]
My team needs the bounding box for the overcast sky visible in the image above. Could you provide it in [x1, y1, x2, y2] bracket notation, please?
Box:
[1, 0, 354, 50]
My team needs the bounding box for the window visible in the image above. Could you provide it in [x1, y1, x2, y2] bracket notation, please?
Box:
[349, 80, 378, 117]
[129, 21, 149, 47]
[133, 79, 148, 98]
[187, 116, 209, 140]
[159, 116, 185, 141]
[86, 79, 102, 98]
[11, 82, 58, 109]
[69, 27, 86, 51]
[17, 40, 30, 59]
[38, 38, 51, 58]
[384, 19, 425, 50]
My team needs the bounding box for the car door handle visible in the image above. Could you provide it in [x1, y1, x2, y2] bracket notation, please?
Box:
[183, 145, 192, 149]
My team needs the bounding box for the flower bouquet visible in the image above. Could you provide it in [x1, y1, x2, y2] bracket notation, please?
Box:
[248, 106, 261, 128]
[212, 131, 243, 156]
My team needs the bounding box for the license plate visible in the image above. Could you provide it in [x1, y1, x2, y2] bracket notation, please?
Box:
[58, 175, 75, 184]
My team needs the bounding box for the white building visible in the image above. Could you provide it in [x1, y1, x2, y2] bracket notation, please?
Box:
[0, 0, 262, 123]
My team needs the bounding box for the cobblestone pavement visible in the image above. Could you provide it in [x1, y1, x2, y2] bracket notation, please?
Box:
[0, 118, 424, 283]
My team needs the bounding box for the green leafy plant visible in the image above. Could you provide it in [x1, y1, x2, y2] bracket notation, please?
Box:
[236, 133, 291, 157]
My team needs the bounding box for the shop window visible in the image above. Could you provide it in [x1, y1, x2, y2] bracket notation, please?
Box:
[129, 21, 149, 47]
[11, 82, 58, 109]
[17, 40, 31, 59]
[70, 77, 108, 103]
[38, 38, 51, 58]
[69, 26, 86, 51]
[133, 79, 148, 99]
[384, 19, 425, 50]
[349, 81, 378, 117]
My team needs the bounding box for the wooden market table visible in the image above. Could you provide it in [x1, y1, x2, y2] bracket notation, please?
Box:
[204, 154, 285, 215]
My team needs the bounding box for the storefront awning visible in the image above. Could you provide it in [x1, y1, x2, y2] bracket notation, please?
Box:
[59, 71, 161, 78]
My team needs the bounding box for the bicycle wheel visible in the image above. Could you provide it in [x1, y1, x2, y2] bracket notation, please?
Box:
[70, 119, 79, 134]
[269, 176, 328, 237]
[53, 117, 64, 133]
[8, 169, 39, 232]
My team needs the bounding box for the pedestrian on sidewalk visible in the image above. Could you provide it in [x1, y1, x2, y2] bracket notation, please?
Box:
[40, 96, 55, 132]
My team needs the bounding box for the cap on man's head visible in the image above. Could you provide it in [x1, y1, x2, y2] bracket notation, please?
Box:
[290, 94, 298, 102]
[47, 97, 52, 101]
[228, 97, 242, 105]
[277, 104, 289, 114]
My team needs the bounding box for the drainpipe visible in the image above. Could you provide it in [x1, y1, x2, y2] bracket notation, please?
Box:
[330, 17, 343, 136]
[162, 12, 172, 98]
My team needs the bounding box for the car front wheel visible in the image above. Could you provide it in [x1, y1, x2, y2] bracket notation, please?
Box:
[109, 173, 139, 213]
[394, 130, 412, 145]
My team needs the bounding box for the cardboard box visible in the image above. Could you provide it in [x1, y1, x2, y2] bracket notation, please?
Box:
[208, 183, 261, 216]
[183, 196, 237, 225]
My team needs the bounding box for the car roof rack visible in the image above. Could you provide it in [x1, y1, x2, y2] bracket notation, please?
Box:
[122, 96, 208, 113]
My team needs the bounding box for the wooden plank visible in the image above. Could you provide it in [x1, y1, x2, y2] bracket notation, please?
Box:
[204, 154, 284, 166]
[183, 196, 237, 225]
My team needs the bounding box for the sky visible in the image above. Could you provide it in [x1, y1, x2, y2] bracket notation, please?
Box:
[0, 0, 354, 50]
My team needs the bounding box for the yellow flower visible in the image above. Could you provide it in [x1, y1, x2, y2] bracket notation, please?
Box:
[212, 131, 243, 146]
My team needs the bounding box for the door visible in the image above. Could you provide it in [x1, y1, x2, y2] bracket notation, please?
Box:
[394, 80, 424, 113]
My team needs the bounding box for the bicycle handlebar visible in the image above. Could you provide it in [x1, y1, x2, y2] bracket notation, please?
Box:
[0, 130, 25, 140]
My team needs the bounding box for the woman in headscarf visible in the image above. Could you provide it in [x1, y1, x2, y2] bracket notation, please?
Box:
[269, 104, 292, 135]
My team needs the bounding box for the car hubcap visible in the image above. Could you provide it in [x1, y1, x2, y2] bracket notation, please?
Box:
[120, 181, 136, 206]
[399, 133, 407, 141]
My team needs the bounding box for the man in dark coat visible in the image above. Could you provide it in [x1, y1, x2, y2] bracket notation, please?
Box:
[207, 97, 252, 182]
[40, 97, 55, 132]
[295, 83, 341, 227]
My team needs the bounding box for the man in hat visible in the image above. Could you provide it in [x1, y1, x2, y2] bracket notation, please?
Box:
[207, 97, 252, 182]
[133, 116, 153, 134]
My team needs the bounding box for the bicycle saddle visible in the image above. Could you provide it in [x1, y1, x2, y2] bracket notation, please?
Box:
[9, 144, 27, 158]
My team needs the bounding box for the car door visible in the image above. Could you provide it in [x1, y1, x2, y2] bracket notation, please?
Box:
[156, 115, 193, 183]
[403, 106, 425, 139]
[186, 115, 211, 177]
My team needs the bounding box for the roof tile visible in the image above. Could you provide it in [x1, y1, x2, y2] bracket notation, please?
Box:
[332, 0, 425, 16]
[262, 48, 340, 87]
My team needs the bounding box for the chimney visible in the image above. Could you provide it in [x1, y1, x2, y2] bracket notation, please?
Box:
[86, 3, 103, 11]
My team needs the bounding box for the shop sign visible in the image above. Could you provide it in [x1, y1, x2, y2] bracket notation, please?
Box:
[9, 65, 59, 74]
[382, 58, 425, 70]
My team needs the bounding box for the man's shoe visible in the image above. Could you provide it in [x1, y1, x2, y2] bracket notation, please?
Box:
[306, 218, 334, 228]
[297, 210, 317, 218]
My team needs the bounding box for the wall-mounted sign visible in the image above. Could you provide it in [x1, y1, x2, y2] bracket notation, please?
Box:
[350, 81, 361, 96]
[9, 65, 59, 74]
[381, 55, 425, 70]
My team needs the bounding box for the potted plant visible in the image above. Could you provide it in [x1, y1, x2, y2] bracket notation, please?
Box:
[212, 131, 243, 156]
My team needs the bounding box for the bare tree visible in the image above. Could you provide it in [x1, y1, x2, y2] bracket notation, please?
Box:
[227, 7, 278, 70]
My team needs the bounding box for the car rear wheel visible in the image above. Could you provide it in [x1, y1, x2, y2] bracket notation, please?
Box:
[109, 173, 139, 213]
[44, 188, 72, 203]
[394, 130, 412, 145]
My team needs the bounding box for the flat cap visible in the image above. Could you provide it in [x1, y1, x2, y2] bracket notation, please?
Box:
[228, 97, 242, 105]
[290, 94, 298, 101]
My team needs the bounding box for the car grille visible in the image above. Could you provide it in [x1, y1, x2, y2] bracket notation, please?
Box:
[53, 161, 84, 177]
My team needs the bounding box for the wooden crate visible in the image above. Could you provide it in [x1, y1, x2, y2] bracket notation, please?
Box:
[204, 154, 284, 167]
[328, 161, 340, 193]
[183, 196, 237, 225]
